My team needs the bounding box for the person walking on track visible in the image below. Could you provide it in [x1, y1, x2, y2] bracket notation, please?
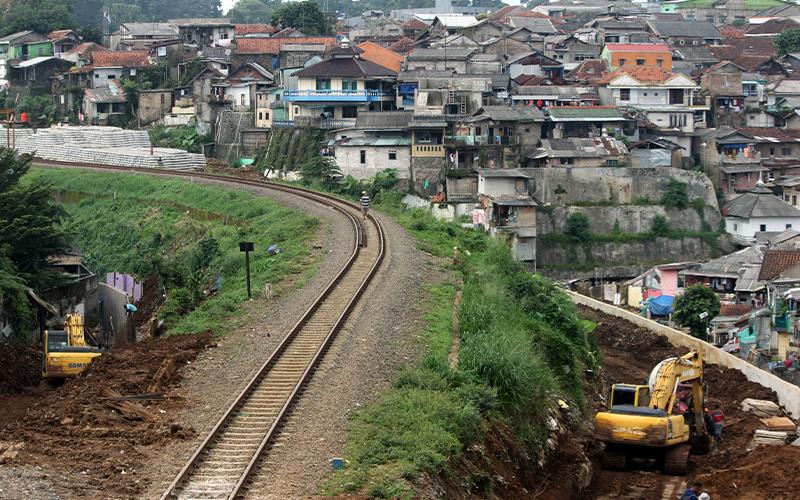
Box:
[360, 191, 370, 220]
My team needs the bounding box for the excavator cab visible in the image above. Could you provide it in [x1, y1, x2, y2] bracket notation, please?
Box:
[594, 350, 711, 475]
[42, 314, 101, 379]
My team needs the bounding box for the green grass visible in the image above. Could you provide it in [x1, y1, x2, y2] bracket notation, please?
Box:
[27, 167, 320, 336]
[323, 195, 596, 498]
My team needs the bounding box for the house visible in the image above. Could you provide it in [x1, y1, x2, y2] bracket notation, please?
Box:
[448, 105, 546, 169]
[171, 18, 234, 47]
[629, 138, 684, 168]
[285, 47, 397, 127]
[709, 38, 780, 74]
[405, 47, 476, 73]
[694, 128, 767, 194]
[90, 50, 151, 88]
[585, 17, 649, 44]
[624, 261, 696, 306]
[543, 34, 601, 64]
[506, 51, 563, 80]
[723, 183, 800, 245]
[565, 59, 610, 84]
[137, 89, 173, 126]
[83, 79, 127, 125]
[746, 18, 800, 38]
[356, 41, 403, 73]
[544, 106, 633, 139]
[700, 61, 749, 128]
[9, 56, 72, 88]
[511, 85, 600, 108]
[112, 23, 179, 50]
[507, 14, 558, 36]
[680, 245, 765, 296]
[778, 178, 800, 208]
[672, 46, 719, 71]
[332, 111, 412, 180]
[598, 65, 707, 154]
[233, 24, 276, 37]
[646, 20, 722, 47]
[348, 17, 404, 45]
[481, 32, 539, 58]
[529, 137, 629, 168]
[0, 31, 49, 86]
[48, 30, 81, 57]
[225, 61, 273, 112]
[601, 43, 673, 71]
[476, 168, 538, 266]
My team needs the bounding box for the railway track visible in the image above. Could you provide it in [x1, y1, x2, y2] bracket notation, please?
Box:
[34, 161, 385, 500]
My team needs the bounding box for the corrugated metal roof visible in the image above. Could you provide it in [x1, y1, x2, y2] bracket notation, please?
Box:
[724, 186, 800, 218]
[546, 106, 625, 121]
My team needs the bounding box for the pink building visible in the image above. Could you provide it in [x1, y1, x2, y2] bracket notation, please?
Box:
[625, 262, 696, 300]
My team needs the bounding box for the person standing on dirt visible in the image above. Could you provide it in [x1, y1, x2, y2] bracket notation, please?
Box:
[710, 404, 726, 442]
[360, 191, 370, 220]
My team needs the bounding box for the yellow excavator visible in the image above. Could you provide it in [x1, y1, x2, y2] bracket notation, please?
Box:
[593, 350, 712, 475]
[42, 313, 102, 379]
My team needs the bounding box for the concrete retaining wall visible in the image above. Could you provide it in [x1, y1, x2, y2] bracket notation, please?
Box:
[569, 291, 800, 418]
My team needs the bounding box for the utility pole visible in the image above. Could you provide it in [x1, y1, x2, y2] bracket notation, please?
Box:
[239, 241, 254, 299]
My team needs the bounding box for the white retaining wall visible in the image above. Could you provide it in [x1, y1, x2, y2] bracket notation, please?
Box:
[569, 291, 800, 419]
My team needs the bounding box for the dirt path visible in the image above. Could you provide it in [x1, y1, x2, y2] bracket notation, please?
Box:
[582, 307, 800, 500]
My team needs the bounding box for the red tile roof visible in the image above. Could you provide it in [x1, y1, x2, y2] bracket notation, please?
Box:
[403, 18, 429, 30]
[759, 249, 800, 281]
[67, 42, 108, 56]
[487, 5, 524, 23]
[736, 127, 800, 142]
[357, 41, 403, 73]
[599, 65, 676, 84]
[389, 37, 414, 54]
[48, 29, 75, 42]
[91, 50, 150, 68]
[718, 26, 745, 39]
[513, 10, 552, 19]
[719, 303, 753, 317]
[605, 43, 670, 53]
[566, 59, 610, 83]
[235, 37, 337, 55]
[234, 24, 276, 36]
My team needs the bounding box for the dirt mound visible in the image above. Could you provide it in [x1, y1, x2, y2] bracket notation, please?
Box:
[581, 306, 800, 500]
[0, 333, 212, 497]
[0, 344, 42, 394]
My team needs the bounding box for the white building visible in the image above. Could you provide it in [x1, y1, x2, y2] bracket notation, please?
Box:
[723, 183, 800, 246]
[599, 66, 709, 155]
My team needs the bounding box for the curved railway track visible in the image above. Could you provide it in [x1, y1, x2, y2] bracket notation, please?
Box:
[34, 161, 385, 500]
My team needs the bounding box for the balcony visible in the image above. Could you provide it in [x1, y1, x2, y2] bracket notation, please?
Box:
[282, 89, 390, 103]
[721, 151, 761, 164]
[412, 144, 445, 157]
[319, 118, 357, 129]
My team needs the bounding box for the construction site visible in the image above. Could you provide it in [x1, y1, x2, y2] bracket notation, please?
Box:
[1, 158, 799, 499]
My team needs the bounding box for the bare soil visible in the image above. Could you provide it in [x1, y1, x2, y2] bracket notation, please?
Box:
[582, 307, 800, 500]
[0, 334, 211, 498]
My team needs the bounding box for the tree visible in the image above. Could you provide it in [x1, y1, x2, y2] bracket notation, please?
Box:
[673, 285, 720, 341]
[775, 28, 800, 55]
[0, 0, 77, 36]
[0, 149, 71, 340]
[271, 1, 329, 35]
[651, 214, 669, 236]
[228, 0, 280, 23]
[17, 95, 59, 128]
[300, 154, 341, 188]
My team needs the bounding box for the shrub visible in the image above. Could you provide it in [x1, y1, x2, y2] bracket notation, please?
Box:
[565, 212, 591, 241]
[651, 214, 669, 235]
[661, 178, 689, 209]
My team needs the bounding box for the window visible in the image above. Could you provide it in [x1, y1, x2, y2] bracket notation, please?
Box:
[760, 224, 767, 232]
[360, 150, 366, 164]
[259, 112, 263, 120]
[316, 78, 331, 90]
[619, 88, 630, 101]
[788, 224, 793, 229]
[619, 58, 626, 66]
[342, 79, 358, 91]
[643, 92, 648, 96]
[130, 68, 136, 76]
[734, 223, 738, 231]
[389, 150, 397, 160]
[240, 94, 246, 106]
[342, 106, 358, 118]
[692, 40, 698, 46]
[783, 147, 792, 156]
[607, 159, 619, 166]
[294, 107, 299, 114]
[794, 195, 798, 206]
[656, 58, 663, 67]
[265, 111, 269, 120]
[706, 15, 715, 22]
[679, 39, 685, 45]
[561, 158, 574, 165]
[636, 59, 645, 65]
[221, 33, 229, 39]
[94, 74, 99, 78]
[770, 147, 775, 156]
[37, 47, 43, 55]
[160, 94, 165, 105]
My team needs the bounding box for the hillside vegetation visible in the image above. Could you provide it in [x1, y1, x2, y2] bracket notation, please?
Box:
[324, 192, 597, 497]
[27, 168, 319, 335]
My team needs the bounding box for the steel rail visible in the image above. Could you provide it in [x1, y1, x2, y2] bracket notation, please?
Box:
[34, 161, 385, 500]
